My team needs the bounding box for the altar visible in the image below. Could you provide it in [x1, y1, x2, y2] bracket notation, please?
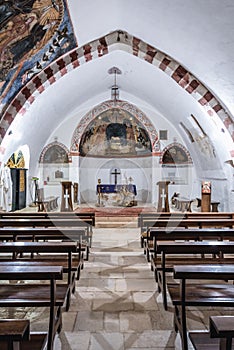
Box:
[96, 184, 137, 207]
[97, 184, 137, 195]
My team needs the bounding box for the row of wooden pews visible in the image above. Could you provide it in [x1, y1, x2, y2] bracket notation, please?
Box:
[0, 211, 95, 350]
[140, 211, 234, 350]
[138, 211, 234, 259]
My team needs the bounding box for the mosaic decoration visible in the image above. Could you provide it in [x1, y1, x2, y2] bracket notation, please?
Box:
[0, 0, 77, 114]
[0, 29, 233, 146]
[71, 100, 160, 155]
[160, 142, 193, 165]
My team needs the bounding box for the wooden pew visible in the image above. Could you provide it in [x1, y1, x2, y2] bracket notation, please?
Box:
[36, 188, 59, 212]
[0, 264, 66, 350]
[0, 241, 79, 311]
[138, 212, 234, 250]
[0, 218, 92, 259]
[168, 264, 234, 350]
[189, 316, 234, 350]
[142, 216, 234, 260]
[154, 239, 234, 309]
[0, 319, 47, 350]
[0, 226, 88, 263]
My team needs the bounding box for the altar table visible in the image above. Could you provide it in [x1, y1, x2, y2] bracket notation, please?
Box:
[97, 184, 137, 196]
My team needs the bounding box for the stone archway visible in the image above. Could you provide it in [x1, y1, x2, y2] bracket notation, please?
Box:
[1, 29, 233, 144]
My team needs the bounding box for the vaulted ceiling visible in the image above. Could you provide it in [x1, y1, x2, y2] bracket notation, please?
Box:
[0, 0, 234, 178]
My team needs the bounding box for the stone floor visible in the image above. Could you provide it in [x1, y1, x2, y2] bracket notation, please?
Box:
[4, 225, 231, 349]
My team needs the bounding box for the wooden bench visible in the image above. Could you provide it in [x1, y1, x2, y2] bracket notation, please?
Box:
[0, 264, 66, 350]
[168, 264, 234, 350]
[189, 316, 234, 350]
[143, 218, 234, 262]
[0, 226, 88, 264]
[138, 212, 234, 250]
[0, 217, 93, 260]
[0, 211, 95, 252]
[0, 241, 79, 311]
[154, 239, 234, 309]
[0, 319, 47, 350]
[36, 188, 59, 212]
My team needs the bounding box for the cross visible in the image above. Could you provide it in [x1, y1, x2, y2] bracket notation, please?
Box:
[161, 188, 166, 209]
[64, 189, 70, 209]
[111, 168, 121, 185]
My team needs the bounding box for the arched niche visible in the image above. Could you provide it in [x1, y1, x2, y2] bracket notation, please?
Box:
[160, 142, 193, 186]
[75, 101, 156, 205]
[78, 107, 153, 158]
[70, 100, 160, 155]
[39, 141, 70, 184]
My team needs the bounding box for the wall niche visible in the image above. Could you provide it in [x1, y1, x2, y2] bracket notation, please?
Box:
[39, 141, 70, 185]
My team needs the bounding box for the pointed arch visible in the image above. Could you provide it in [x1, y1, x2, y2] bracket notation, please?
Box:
[1, 29, 233, 143]
[39, 140, 70, 163]
[70, 99, 160, 154]
[160, 142, 193, 165]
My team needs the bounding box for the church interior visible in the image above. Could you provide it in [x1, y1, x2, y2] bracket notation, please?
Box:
[0, 1, 234, 349]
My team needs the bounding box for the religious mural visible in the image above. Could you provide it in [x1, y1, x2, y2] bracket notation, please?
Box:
[79, 108, 152, 157]
[162, 145, 190, 165]
[0, 0, 77, 113]
[43, 144, 68, 163]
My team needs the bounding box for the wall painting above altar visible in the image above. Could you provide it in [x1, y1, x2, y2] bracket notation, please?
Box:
[79, 108, 152, 158]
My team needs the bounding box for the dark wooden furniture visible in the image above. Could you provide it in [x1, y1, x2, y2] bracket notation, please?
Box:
[0, 215, 93, 262]
[138, 212, 234, 249]
[73, 182, 78, 203]
[197, 198, 220, 212]
[0, 241, 79, 311]
[189, 316, 234, 350]
[155, 240, 234, 309]
[156, 181, 170, 212]
[36, 188, 59, 212]
[168, 265, 234, 350]
[0, 319, 47, 350]
[10, 168, 27, 211]
[60, 181, 73, 212]
[0, 264, 66, 350]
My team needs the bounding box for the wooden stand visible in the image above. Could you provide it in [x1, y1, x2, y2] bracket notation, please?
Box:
[201, 181, 211, 212]
[73, 182, 78, 203]
[60, 181, 73, 212]
[157, 181, 170, 212]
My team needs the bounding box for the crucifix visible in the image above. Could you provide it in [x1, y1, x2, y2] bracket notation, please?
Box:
[60, 181, 73, 211]
[111, 168, 121, 185]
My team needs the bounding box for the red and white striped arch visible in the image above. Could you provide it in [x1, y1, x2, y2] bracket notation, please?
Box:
[1, 29, 233, 144]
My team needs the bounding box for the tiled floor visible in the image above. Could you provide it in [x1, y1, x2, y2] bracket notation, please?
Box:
[6, 225, 229, 349]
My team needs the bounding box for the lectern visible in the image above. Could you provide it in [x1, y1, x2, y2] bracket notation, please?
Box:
[157, 181, 170, 212]
[60, 181, 73, 211]
[201, 181, 211, 212]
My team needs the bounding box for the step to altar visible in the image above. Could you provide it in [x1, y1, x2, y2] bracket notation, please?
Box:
[95, 216, 138, 228]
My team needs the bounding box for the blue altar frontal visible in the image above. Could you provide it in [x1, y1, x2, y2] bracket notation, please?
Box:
[97, 184, 137, 196]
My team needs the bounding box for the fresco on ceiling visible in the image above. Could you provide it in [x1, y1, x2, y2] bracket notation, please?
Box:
[79, 108, 152, 157]
[162, 145, 190, 165]
[0, 0, 77, 113]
